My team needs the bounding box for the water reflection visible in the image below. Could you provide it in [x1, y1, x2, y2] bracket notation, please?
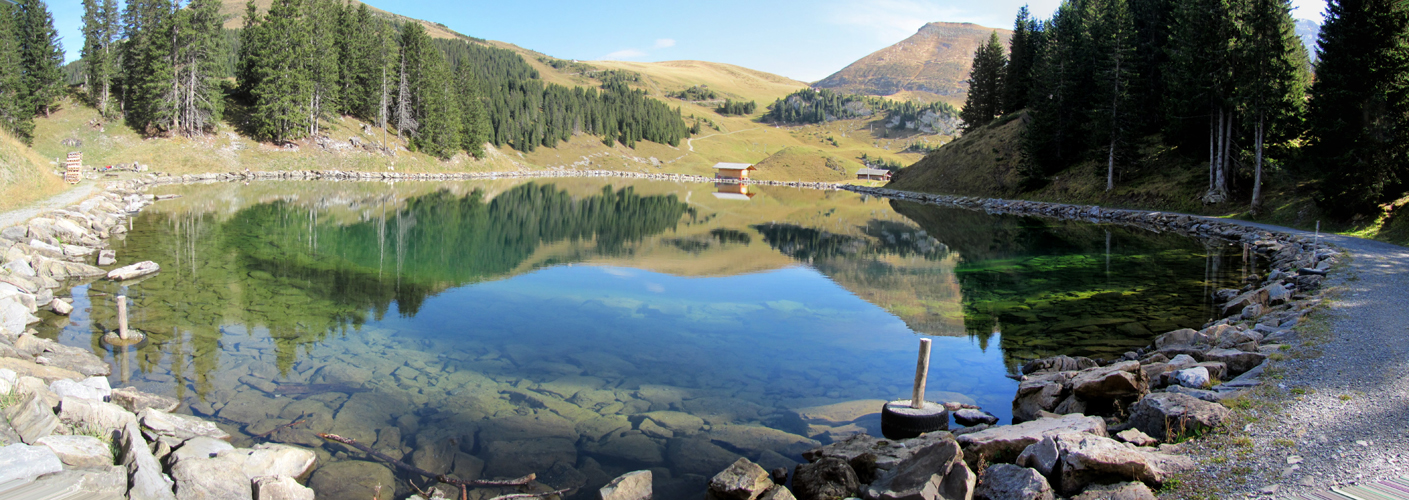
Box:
[40, 179, 1256, 499]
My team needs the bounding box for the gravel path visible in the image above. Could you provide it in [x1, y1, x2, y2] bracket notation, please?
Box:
[0, 181, 96, 230]
[1173, 217, 1409, 498]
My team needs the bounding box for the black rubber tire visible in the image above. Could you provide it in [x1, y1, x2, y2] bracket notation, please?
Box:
[880, 400, 949, 439]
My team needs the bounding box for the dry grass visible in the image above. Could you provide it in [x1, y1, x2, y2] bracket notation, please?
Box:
[0, 127, 69, 212]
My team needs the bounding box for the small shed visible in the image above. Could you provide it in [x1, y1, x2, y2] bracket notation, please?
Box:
[64, 152, 82, 184]
[856, 168, 892, 181]
[713, 162, 757, 180]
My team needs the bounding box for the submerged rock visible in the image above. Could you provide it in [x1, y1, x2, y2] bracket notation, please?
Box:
[600, 470, 652, 500]
[307, 460, 395, 500]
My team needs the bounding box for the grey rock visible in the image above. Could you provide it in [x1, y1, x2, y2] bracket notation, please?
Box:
[169, 452, 251, 500]
[24, 465, 127, 500]
[1054, 433, 1169, 495]
[1012, 372, 1073, 422]
[1173, 367, 1210, 389]
[36, 435, 113, 467]
[58, 396, 138, 435]
[864, 438, 974, 500]
[1164, 385, 1224, 403]
[1114, 429, 1158, 447]
[3, 259, 35, 277]
[97, 250, 117, 267]
[111, 386, 180, 413]
[252, 476, 315, 500]
[1021, 355, 1097, 375]
[3, 392, 64, 444]
[410, 438, 455, 475]
[1200, 348, 1267, 375]
[50, 377, 110, 401]
[51, 299, 73, 315]
[165, 437, 234, 466]
[307, 460, 395, 500]
[230, 443, 318, 480]
[107, 261, 161, 281]
[119, 420, 176, 500]
[804, 432, 956, 471]
[1153, 329, 1206, 350]
[792, 456, 858, 500]
[954, 409, 999, 427]
[1015, 435, 1061, 477]
[956, 414, 1106, 465]
[1069, 481, 1157, 500]
[140, 408, 231, 442]
[974, 464, 1054, 500]
[599, 470, 652, 500]
[0, 443, 64, 485]
[709, 457, 774, 500]
[1069, 361, 1148, 401]
[1129, 393, 1231, 443]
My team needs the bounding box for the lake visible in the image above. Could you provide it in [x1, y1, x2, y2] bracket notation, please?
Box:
[35, 178, 1255, 498]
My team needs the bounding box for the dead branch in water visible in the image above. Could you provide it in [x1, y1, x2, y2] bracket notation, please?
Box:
[317, 433, 563, 498]
[255, 414, 307, 441]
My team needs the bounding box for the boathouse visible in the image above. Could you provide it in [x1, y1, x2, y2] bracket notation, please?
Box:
[713, 162, 757, 180]
[856, 168, 892, 181]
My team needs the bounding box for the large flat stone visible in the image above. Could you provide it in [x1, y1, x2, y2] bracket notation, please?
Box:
[140, 408, 231, 442]
[252, 475, 316, 500]
[955, 414, 1106, 465]
[170, 453, 251, 500]
[0, 357, 83, 383]
[22, 465, 127, 500]
[111, 386, 181, 413]
[3, 392, 64, 444]
[36, 435, 113, 467]
[59, 396, 139, 436]
[0, 443, 64, 485]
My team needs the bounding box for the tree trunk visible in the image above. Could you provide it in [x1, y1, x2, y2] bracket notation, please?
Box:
[1252, 114, 1264, 213]
[1107, 138, 1116, 192]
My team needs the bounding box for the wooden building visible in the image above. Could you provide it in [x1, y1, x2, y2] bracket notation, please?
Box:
[713, 162, 757, 180]
[856, 168, 892, 181]
[64, 152, 82, 184]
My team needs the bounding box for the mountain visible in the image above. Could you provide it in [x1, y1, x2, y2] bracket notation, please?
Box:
[1296, 19, 1320, 63]
[813, 22, 1012, 107]
[218, 0, 470, 40]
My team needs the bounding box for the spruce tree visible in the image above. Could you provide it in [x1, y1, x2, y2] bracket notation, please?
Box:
[305, 0, 340, 136]
[81, 0, 120, 117]
[15, 0, 64, 118]
[1237, 0, 1308, 212]
[121, 0, 176, 135]
[959, 32, 1008, 132]
[248, 0, 312, 143]
[1023, 0, 1092, 179]
[455, 62, 491, 158]
[1306, 0, 1409, 217]
[400, 22, 460, 159]
[1086, 0, 1138, 191]
[1166, 0, 1238, 203]
[1129, 0, 1173, 133]
[173, 0, 226, 135]
[236, 0, 264, 97]
[0, 2, 33, 141]
[1003, 7, 1039, 114]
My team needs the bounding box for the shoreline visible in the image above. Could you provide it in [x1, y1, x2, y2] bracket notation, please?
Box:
[0, 171, 1358, 499]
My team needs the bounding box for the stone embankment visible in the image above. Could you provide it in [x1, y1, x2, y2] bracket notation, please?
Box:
[142, 169, 846, 191]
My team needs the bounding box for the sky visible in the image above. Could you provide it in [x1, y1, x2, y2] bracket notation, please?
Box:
[46, 0, 1331, 83]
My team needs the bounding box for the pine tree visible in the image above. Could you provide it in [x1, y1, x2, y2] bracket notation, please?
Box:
[305, 0, 340, 136]
[1237, 0, 1308, 212]
[339, 3, 378, 119]
[1003, 6, 1040, 114]
[455, 62, 491, 158]
[1306, 0, 1409, 217]
[960, 32, 1008, 132]
[1023, 0, 1092, 179]
[0, 2, 33, 141]
[1086, 0, 1138, 191]
[15, 0, 64, 118]
[400, 22, 459, 159]
[173, 0, 226, 135]
[1166, 0, 1239, 203]
[121, 0, 177, 135]
[81, 0, 120, 117]
[248, 0, 312, 143]
[236, 0, 264, 97]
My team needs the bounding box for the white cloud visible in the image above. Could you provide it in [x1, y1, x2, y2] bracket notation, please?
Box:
[603, 48, 647, 60]
[654, 38, 676, 49]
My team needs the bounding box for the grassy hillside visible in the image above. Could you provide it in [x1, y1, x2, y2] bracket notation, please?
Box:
[750, 147, 854, 182]
[218, 0, 469, 40]
[813, 22, 1013, 108]
[887, 113, 1409, 247]
[0, 130, 68, 212]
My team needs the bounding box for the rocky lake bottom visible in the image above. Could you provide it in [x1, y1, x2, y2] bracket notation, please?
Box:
[27, 179, 1259, 498]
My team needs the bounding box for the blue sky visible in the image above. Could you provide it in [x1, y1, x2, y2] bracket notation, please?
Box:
[47, 0, 1330, 82]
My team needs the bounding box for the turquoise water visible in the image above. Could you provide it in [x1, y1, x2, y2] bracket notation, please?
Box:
[37, 179, 1255, 498]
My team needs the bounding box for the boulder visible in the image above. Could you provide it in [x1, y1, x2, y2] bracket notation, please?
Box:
[140, 408, 231, 442]
[1153, 329, 1206, 349]
[13, 337, 110, 377]
[307, 460, 395, 500]
[1021, 356, 1097, 375]
[804, 431, 957, 470]
[1128, 393, 1231, 443]
[1069, 481, 1157, 500]
[232, 443, 319, 479]
[107, 261, 161, 281]
[23, 465, 127, 499]
[0, 443, 64, 485]
[863, 439, 974, 500]
[953, 409, 999, 427]
[1015, 435, 1060, 477]
[1114, 429, 1158, 447]
[410, 439, 456, 475]
[600, 470, 652, 500]
[50, 377, 111, 401]
[58, 396, 138, 435]
[166, 436, 235, 467]
[974, 464, 1054, 500]
[956, 414, 1106, 465]
[709, 458, 774, 500]
[118, 421, 177, 500]
[1069, 361, 1148, 412]
[170, 452, 251, 500]
[1200, 349, 1267, 376]
[1173, 367, 1210, 389]
[51, 299, 73, 315]
[791, 456, 859, 500]
[1012, 372, 1073, 422]
[111, 386, 181, 413]
[1221, 287, 1270, 317]
[761, 487, 799, 500]
[3, 392, 64, 444]
[1054, 433, 1173, 494]
[98, 249, 117, 267]
[252, 476, 315, 500]
[0, 356, 84, 383]
[35, 435, 113, 467]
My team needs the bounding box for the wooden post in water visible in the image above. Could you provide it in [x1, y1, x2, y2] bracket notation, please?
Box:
[911, 339, 932, 409]
[117, 295, 129, 340]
